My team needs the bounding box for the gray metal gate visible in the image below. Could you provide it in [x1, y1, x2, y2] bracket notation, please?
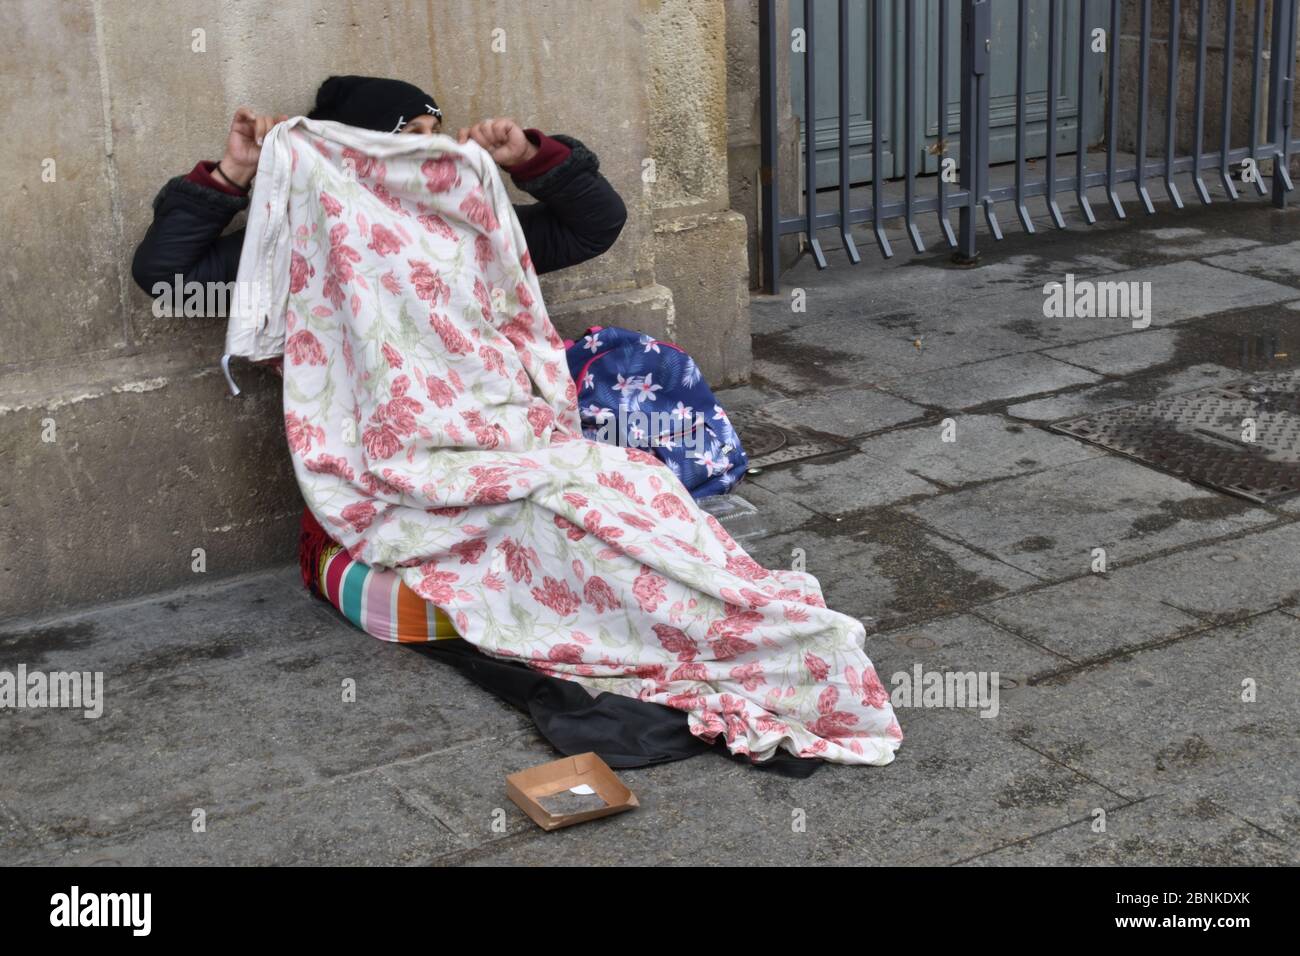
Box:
[759, 0, 1300, 292]
[792, 1, 1102, 183]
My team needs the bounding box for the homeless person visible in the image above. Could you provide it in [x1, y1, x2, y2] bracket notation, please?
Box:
[132, 75, 902, 769]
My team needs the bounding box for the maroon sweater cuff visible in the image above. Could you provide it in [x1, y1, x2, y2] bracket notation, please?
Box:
[186, 160, 249, 197]
[502, 129, 571, 182]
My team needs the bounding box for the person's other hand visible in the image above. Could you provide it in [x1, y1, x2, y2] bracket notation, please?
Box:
[456, 118, 538, 167]
[221, 107, 288, 186]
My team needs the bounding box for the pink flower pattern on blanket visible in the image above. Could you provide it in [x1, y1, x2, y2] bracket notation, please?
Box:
[269, 123, 901, 765]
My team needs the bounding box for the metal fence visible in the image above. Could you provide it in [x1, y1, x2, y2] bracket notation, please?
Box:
[758, 0, 1300, 292]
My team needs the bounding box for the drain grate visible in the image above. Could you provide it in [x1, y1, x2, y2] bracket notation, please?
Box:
[1051, 369, 1300, 504]
[731, 410, 846, 470]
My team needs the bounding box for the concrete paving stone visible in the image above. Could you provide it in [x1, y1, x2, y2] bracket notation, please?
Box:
[856, 414, 1104, 486]
[392, 730, 887, 866]
[748, 294, 807, 336]
[1074, 261, 1297, 323]
[938, 261, 1300, 356]
[1167, 307, 1300, 375]
[748, 355, 853, 395]
[713, 381, 794, 418]
[977, 574, 1204, 663]
[756, 306, 1067, 386]
[834, 329, 1054, 385]
[14, 769, 463, 866]
[872, 613, 1069, 693]
[207, 634, 536, 775]
[1005, 363, 1242, 422]
[943, 285, 1158, 350]
[964, 791, 1296, 866]
[455, 706, 1117, 866]
[994, 612, 1300, 799]
[742, 514, 1039, 629]
[1044, 328, 1182, 375]
[1143, 226, 1262, 259]
[918, 532, 1046, 594]
[451, 780, 887, 866]
[1136, 199, 1300, 245]
[748, 704, 1120, 866]
[904, 455, 1274, 579]
[1185, 760, 1300, 845]
[1204, 238, 1300, 287]
[740, 523, 904, 625]
[759, 254, 920, 327]
[803, 241, 1133, 312]
[750, 258, 1214, 391]
[0, 566, 334, 689]
[0, 604, 532, 839]
[0, 800, 38, 859]
[752, 250, 1298, 393]
[758, 386, 928, 439]
[752, 317, 924, 372]
[983, 251, 1135, 282]
[1099, 521, 1300, 620]
[747, 451, 939, 517]
[879, 353, 1102, 410]
[381, 728, 774, 860]
[378, 730, 624, 849]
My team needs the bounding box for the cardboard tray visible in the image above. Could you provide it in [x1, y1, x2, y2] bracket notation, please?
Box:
[506, 752, 638, 831]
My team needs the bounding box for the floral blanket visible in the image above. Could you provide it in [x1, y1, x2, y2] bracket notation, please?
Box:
[227, 118, 902, 765]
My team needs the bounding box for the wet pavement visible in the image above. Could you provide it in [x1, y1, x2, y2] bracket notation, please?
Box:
[2, 196, 1298, 866]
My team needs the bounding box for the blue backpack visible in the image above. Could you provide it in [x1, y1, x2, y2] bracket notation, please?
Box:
[564, 326, 748, 498]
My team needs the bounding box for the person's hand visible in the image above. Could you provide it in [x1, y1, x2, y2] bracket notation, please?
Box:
[456, 118, 538, 167]
[220, 107, 288, 187]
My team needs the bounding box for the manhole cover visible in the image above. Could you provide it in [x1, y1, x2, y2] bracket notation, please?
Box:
[735, 418, 787, 458]
[1050, 369, 1300, 504]
[730, 410, 846, 470]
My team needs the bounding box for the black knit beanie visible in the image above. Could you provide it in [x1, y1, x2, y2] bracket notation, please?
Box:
[307, 75, 441, 133]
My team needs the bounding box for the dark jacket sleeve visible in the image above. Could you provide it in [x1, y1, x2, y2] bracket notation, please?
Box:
[130, 133, 626, 302]
[509, 134, 627, 276]
[131, 175, 247, 294]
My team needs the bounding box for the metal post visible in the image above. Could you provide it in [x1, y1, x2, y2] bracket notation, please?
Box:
[1219, 0, 1238, 200]
[1015, 0, 1035, 232]
[1164, 0, 1184, 207]
[1134, 0, 1155, 212]
[1269, 0, 1297, 206]
[903, 0, 925, 252]
[802, 0, 827, 267]
[1190, 0, 1212, 204]
[978, 2, 1000, 241]
[837, 0, 860, 264]
[1104, 0, 1126, 217]
[871, 0, 892, 258]
[1248, 0, 1268, 196]
[937, 0, 958, 247]
[1076, 0, 1096, 222]
[758, 0, 779, 293]
[957, 0, 994, 262]
[1045, 0, 1066, 227]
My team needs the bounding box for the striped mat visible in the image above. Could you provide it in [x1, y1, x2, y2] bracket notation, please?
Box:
[318, 545, 458, 642]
